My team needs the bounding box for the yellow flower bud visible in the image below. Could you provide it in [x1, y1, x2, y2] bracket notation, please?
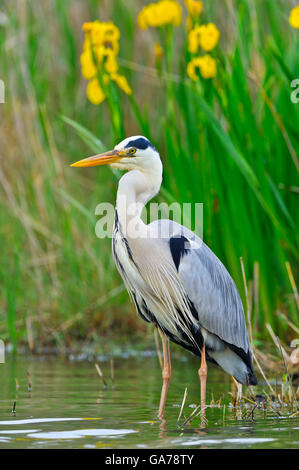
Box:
[154, 43, 164, 60]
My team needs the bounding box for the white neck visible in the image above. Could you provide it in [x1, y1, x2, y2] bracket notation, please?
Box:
[116, 163, 162, 238]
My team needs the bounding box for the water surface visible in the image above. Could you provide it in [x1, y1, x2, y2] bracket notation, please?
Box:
[0, 352, 298, 449]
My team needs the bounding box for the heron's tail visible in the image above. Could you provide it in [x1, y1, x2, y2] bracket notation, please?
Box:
[233, 366, 257, 386]
[210, 346, 257, 386]
[246, 369, 258, 386]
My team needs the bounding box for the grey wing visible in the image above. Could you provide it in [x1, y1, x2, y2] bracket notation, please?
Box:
[150, 219, 250, 353]
[179, 238, 250, 352]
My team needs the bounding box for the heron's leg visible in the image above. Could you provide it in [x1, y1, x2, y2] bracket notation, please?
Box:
[198, 344, 208, 412]
[158, 329, 172, 419]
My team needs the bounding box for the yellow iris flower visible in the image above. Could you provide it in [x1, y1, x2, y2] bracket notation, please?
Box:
[188, 23, 220, 53]
[289, 5, 299, 29]
[81, 20, 131, 105]
[187, 55, 217, 80]
[185, 0, 203, 17]
[137, 0, 182, 30]
[83, 21, 120, 51]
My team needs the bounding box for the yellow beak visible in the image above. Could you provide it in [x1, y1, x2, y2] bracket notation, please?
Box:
[70, 149, 125, 168]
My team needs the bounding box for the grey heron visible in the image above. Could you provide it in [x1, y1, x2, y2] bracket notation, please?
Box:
[71, 135, 257, 418]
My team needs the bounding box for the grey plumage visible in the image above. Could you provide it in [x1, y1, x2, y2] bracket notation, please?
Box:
[113, 215, 257, 386]
[71, 134, 257, 418]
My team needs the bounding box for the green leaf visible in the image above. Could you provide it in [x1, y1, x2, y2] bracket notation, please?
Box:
[194, 90, 259, 187]
[266, 174, 295, 230]
[56, 188, 95, 224]
[61, 115, 106, 153]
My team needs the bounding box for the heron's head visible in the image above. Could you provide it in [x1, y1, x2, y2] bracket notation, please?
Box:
[71, 135, 161, 172]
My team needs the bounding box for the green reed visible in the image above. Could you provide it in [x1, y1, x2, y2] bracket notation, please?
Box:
[0, 0, 297, 349]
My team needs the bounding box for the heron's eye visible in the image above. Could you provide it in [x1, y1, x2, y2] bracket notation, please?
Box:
[128, 148, 136, 156]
